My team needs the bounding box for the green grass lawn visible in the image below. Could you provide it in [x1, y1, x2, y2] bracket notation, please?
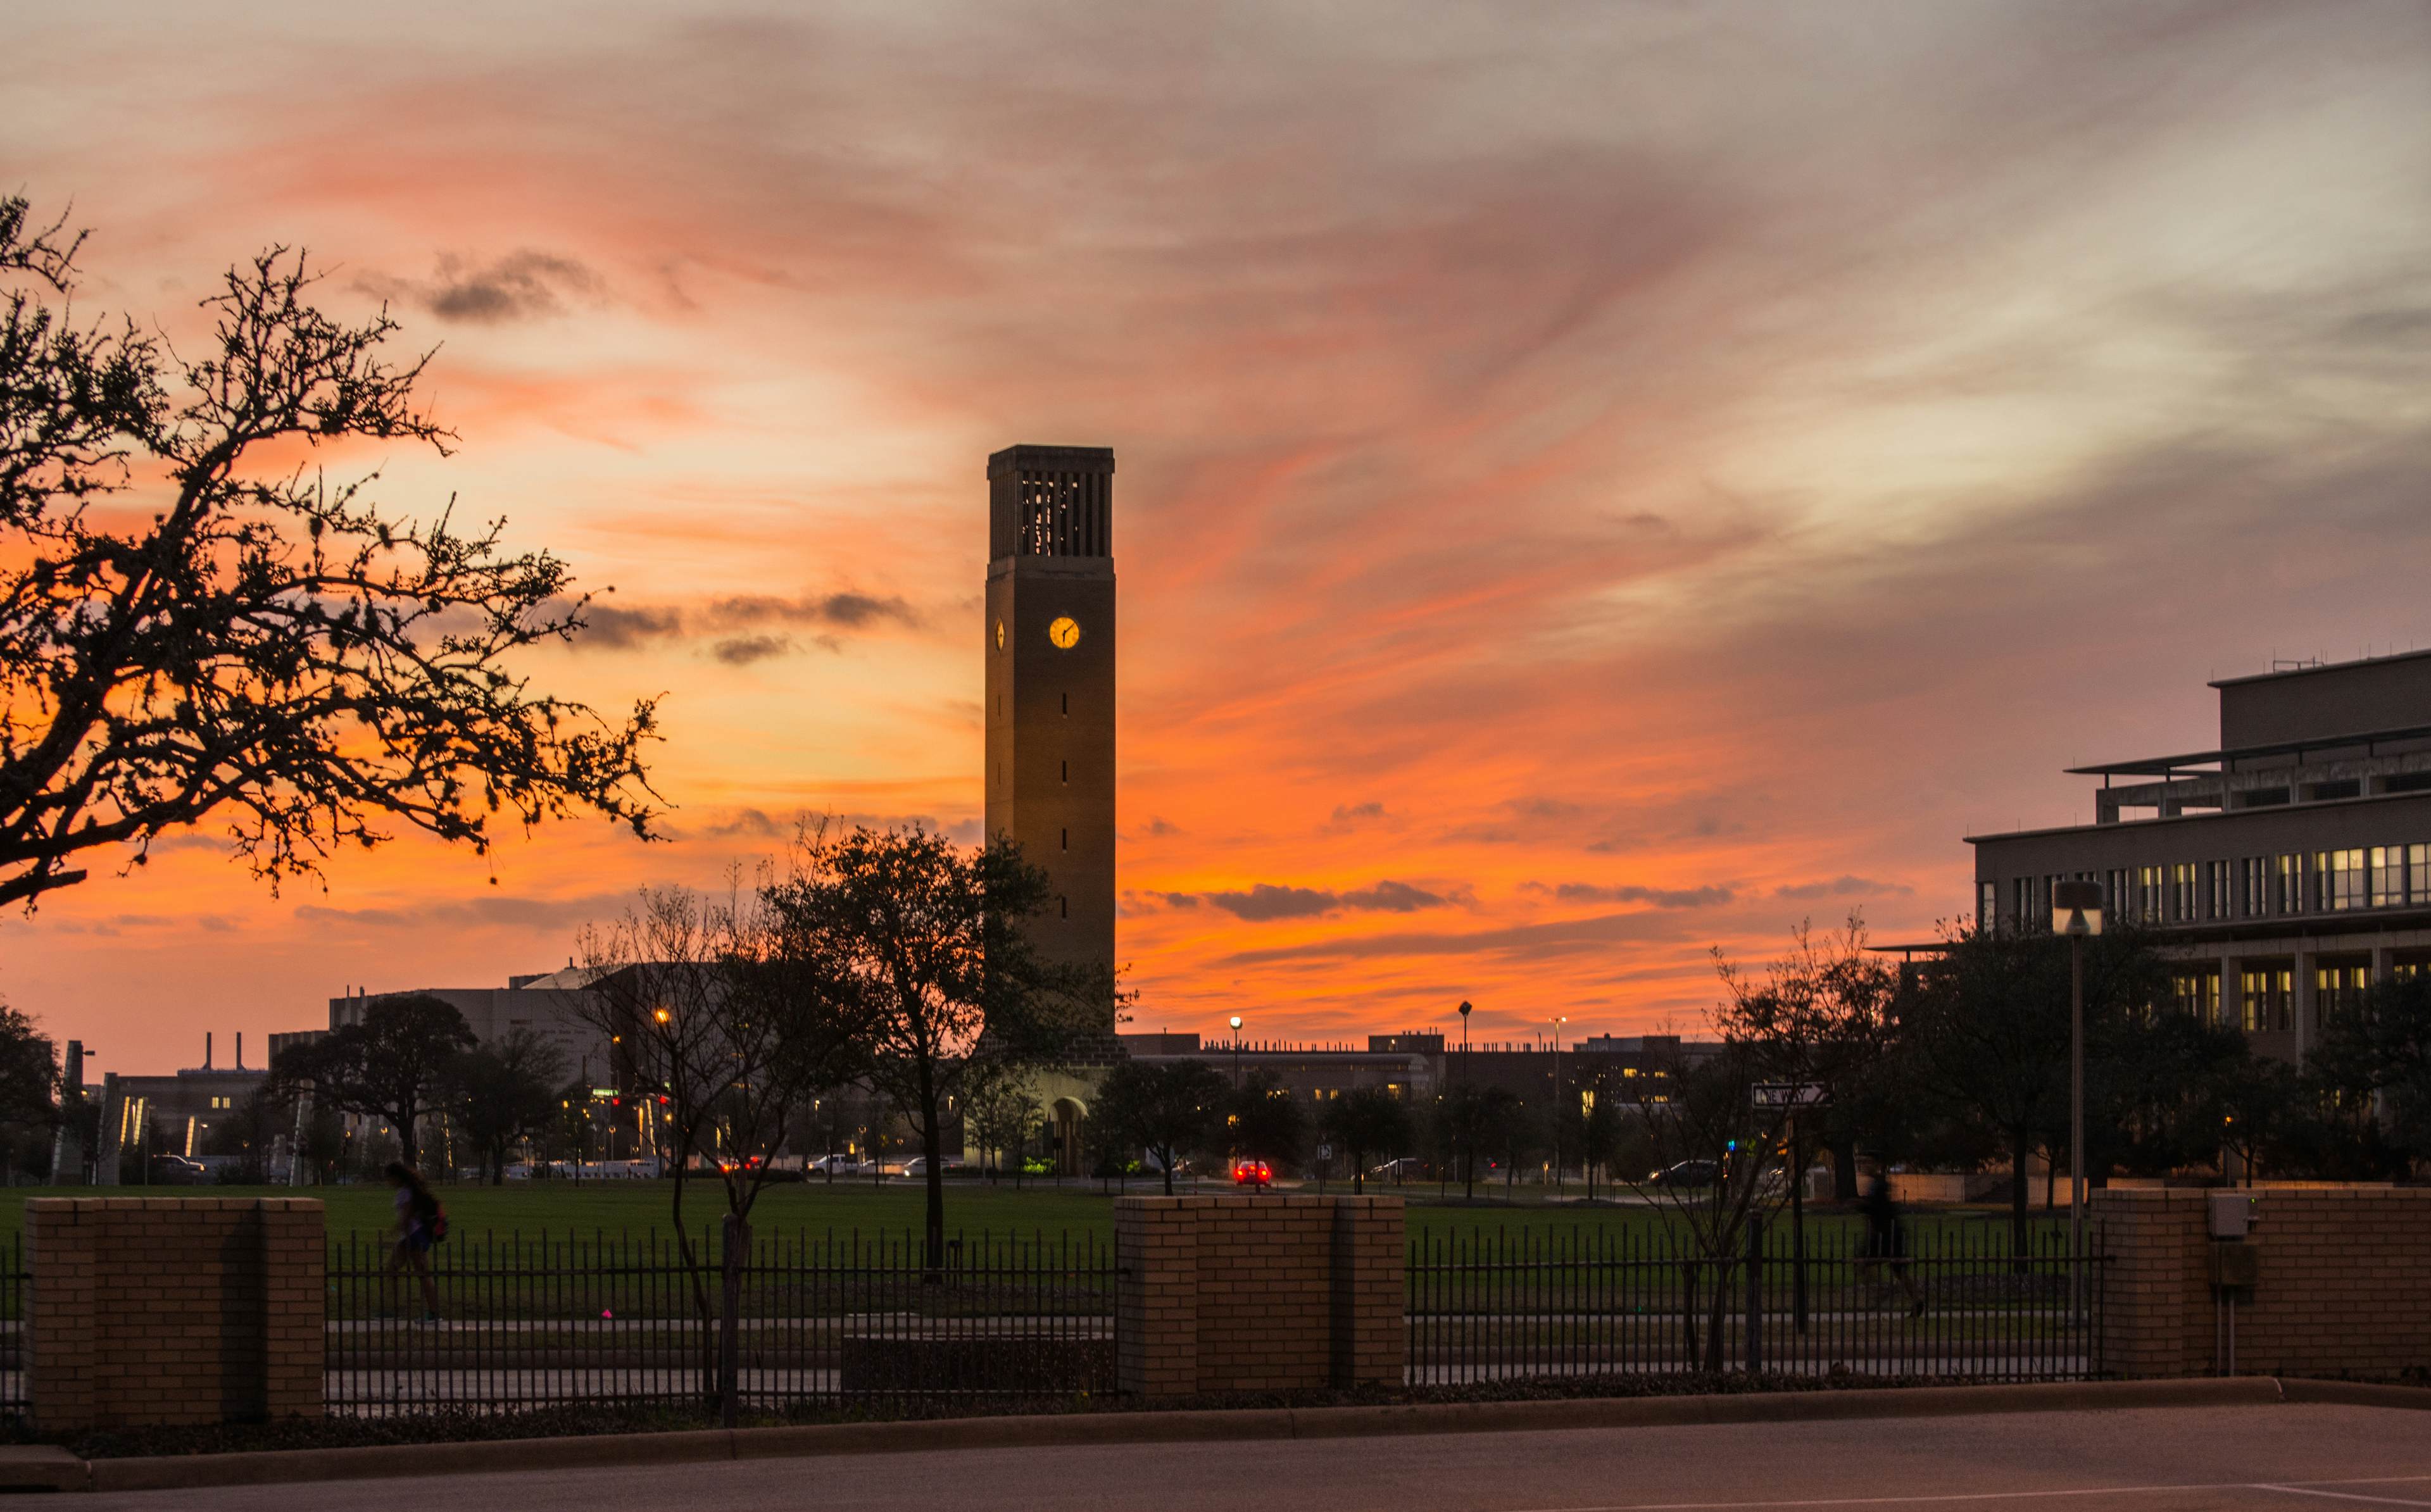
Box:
[0, 1175, 2074, 1254]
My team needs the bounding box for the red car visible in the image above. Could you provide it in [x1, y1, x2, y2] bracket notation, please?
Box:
[1231, 1159, 1272, 1189]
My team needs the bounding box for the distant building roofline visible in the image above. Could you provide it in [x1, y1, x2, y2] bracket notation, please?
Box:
[2209, 647, 2431, 689]
[2063, 719, 2431, 778]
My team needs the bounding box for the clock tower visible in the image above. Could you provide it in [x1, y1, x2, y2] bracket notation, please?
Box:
[984, 445, 1117, 1021]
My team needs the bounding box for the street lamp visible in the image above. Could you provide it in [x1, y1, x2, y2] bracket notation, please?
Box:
[1456, 1001, 1473, 1200]
[1548, 1016, 1567, 1194]
[2053, 878, 2104, 1324]
[1229, 1015, 1244, 1091]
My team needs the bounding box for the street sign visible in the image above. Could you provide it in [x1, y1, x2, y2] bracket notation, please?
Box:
[1752, 1082, 1829, 1109]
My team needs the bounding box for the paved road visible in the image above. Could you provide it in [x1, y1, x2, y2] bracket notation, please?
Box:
[85, 1403, 2431, 1511]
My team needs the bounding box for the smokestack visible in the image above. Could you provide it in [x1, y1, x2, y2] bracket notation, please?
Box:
[236, 1032, 244, 1071]
[204, 1031, 213, 1071]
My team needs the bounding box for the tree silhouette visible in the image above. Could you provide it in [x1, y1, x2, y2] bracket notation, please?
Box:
[0, 197, 657, 912]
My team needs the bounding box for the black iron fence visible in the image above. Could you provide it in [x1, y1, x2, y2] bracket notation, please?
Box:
[1408, 1220, 2104, 1385]
[327, 1228, 1118, 1416]
[0, 1238, 23, 1415]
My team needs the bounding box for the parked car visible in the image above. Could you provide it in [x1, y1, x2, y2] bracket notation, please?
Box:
[900, 1156, 974, 1178]
[807, 1153, 869, 1175]
[1645, 1159, 1720, 1189]
[147, 1154, 209, 1185]
[1231, 1159, 1273, 1189]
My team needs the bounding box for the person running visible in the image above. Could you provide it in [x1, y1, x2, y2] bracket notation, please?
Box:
[1857, 1170, 1926, 1316]
[386, 1161, 443, 1323]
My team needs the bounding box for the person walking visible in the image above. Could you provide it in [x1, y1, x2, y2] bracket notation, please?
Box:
[386, 1161, 444, 1323]
[1857, 1169, 1925, 1317]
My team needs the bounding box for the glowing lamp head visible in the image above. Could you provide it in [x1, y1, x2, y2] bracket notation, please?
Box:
[2052, 879, 2105, 937]
[653, 1008, 671, 1024]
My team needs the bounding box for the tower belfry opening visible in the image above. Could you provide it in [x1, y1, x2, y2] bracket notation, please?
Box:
[984, 445, 1117, 1030]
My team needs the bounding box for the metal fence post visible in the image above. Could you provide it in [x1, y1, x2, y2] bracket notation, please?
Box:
[1743, 1214, 1763, 1374]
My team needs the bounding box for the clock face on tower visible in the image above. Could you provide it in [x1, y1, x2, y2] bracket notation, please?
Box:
[1047, 616, 1081, 649]
[995, 620, 1005, 649]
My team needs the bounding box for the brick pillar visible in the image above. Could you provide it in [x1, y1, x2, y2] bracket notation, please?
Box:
[27, 1197, 325, 1429]
[260, 1199, 327, 1420]
[1116, 1199, 1199, 1399]
[1329, 1197, 1405, 1388]
[2092, 1189, 2202, 1379]
[26, 1201, 97, 1431]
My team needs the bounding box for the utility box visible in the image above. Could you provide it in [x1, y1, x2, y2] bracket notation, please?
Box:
[2208, 1243, 2260, 1290]
[2207, 1190, 2256, 1240]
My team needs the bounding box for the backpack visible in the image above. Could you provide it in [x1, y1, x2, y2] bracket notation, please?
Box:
[413, 1189, 448, 1243]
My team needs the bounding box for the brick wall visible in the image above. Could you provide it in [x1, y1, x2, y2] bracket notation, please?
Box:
[1114, 1196, 1404, 1397]
[27, 1197, 325, 1430]
[2093, 1186, 2431, 1379]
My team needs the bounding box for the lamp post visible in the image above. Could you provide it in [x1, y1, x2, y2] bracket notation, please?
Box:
[1548, 1015, 1567, 1195]
[2052, 878, 2105, 1325]
[1456, 1001, 1474, 1199]
[1229, 1015, 1243, 1091]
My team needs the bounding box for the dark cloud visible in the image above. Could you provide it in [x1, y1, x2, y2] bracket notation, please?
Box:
[1505, 796, 1586, 820]
[1218, 908, 1708, 968]
[1331, 801, 1388, 822]
[1144, 816, 1182, 837]
[1534, 882, 1736, 908]
[705, 807, 789, 839]
[1203, 884, 1340, 922]
[1182, 879, 1460, 921]
[563, 592, 918, 656]
[577, 603, 684, 650]
[711, 634, 793, 666]
[709, 592, 920, 631]
[358, 250, 605, 325]
[1340, 880, 1447, 913]
[294, 892, 630, 932]
[1774, 875, 1913, 901]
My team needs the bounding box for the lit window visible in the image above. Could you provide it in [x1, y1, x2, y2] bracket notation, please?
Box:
[2170, 863, 2195, 922]
[2205, 860, 2229, 921]
[2277, 854, 2305, 915]
[2137, 866, 2163, 921]
[2241, 858, 2268, 917]
[2239, 966, 2292, 1033]
[2170, 971, 2220, 1023]
[2318, 850, 2365, 911]
[2318, 960, 2370, 1018]
[2372, 846, 2406, 907]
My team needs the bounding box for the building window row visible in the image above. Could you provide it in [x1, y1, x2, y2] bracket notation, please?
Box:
[1987, 841, 2431, 930]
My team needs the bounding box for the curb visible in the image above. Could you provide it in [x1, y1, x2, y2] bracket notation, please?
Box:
[80, 1377, 2292, 1494]
[2278, 1378, 2431, 1412]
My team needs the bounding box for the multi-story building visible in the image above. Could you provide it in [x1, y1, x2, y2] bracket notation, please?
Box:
[91, 1032, 270, 1182]
[320, 966, 613, 1082]
[1117, 1030, 1718, 1124]
[1969, 650, 2431, 1062]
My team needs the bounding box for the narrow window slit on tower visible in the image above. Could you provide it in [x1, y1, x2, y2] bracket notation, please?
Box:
[1059, 896, 1068, 920]
[1060, 827, 1068, 851]
[1061, 693, 1069, 716]
[1061, 760, 1068, 783]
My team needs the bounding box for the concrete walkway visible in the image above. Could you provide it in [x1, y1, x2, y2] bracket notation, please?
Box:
[79, 1402, 2431, 1511]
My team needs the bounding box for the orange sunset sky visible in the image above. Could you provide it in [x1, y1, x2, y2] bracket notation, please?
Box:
[9, 3, 2431, 1075]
